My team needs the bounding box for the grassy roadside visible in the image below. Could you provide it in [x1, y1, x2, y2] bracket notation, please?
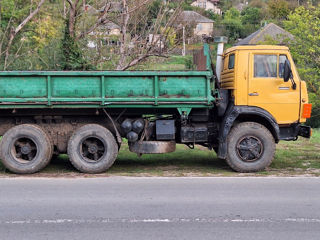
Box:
[132, 55, 193, 71]
[0, 129, 319, 177]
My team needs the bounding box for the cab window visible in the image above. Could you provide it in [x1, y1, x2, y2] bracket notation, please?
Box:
[254, 55, 277, 78]
[228, 54, 235, 69]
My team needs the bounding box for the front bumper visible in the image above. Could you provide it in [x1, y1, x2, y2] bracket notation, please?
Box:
[298, 125, 312, 138]
[279, 124, 312, 140]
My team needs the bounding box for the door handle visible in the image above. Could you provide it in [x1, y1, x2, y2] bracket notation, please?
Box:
[278, 87, 290, 90]
[249, 92, 259, 96]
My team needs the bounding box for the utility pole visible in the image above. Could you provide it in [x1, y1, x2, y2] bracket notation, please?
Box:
[63, 0, 67, 19]
[182, 26, 186, 56]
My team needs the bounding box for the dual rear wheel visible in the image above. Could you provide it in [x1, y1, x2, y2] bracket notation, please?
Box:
[0, 124, 118, 174]
[0, 124, 53, 174]
[67, 124, 118, 174]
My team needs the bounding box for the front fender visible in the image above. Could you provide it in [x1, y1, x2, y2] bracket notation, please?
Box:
[217, 104, 280, 159]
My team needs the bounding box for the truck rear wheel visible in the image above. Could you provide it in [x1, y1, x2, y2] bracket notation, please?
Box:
[67, 124, 118, 174]
[0, 124, 53, 174]
[226, 122, 275, 172]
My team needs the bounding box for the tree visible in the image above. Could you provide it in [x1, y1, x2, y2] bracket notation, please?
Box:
[218, 0, 235, 12]
[62, 0, 182, 70]
[62, 0, 113, 70]
[268, 0, 290, 20]
[115, 0, 182, 70]
[284, 6, 320, 127]
[222, 7, 244, 42]
[241, 7, 262, 25]
[249, 0, 267, 9]
[0, 0, 46, 70]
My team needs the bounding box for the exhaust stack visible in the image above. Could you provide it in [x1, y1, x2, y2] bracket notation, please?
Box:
[214, 36, 228, 83]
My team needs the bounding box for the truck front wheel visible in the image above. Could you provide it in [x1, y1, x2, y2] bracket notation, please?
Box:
[0, 124, 53, 174]
[226, 122, 275, 172]
[67, 124, 118, 174]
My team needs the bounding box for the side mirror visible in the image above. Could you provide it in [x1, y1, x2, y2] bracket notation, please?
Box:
[283, 60, 292, 82]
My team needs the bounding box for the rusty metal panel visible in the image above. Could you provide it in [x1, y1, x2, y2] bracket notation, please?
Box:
[193, 47, 207, 71]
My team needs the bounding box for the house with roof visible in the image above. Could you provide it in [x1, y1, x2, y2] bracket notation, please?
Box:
[235, 23, 294, 46]
[191, 0, 222, 15]
[83, 3, 122, 37]
[84, 3, 122, 49]
[177, 11, 214, 39]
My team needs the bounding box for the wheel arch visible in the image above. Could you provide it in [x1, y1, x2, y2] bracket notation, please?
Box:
[218, 105, 280, 159]
[235, 114, 279, 143]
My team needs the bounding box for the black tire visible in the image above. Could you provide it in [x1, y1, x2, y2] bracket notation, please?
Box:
[226, 122, 275, 172]
[0, 124, 53, 174]
[67, 124, 118, 174]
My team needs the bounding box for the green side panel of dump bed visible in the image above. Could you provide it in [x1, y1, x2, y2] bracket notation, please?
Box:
[0, 45, 215, 109]
[0, 76, 47, 98]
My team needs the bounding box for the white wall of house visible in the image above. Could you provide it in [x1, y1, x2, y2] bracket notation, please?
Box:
[194, 22, 213, 36]
[148, 34, 165, 49]
[191, 0, 222, 15]
[87, 41, 97, 48]
[108, 29, 121, 35]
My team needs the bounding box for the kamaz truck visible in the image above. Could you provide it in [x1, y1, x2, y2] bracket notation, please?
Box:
[0, 39, 312, 174]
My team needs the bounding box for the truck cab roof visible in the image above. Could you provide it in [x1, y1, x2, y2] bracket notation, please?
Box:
[225, 45, 289, 54]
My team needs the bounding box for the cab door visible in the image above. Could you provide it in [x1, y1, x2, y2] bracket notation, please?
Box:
[248, 52, 300, 124]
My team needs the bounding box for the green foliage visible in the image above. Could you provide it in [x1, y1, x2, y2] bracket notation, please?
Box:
[61, 20, 94, 71]
[239, 6, 264, 36]
[284, 6, 320, 127]
[308, 93, 320, 128]
[0, 0, 65, 70]
[0, 0, 30, 26]
[149, 0, 164, 19]
[256, 34, 282, 45]
[132, 55, 193, 71]
[32, 16, 60, 49]
[268, 0, 290, 19]
[222, 8, 245, 42]
[203, 10, 220, 21]
[218, 0, 234, 12]
[241, 7, 262, 25]
[161, 27, 177, 47]
[249, 0, 268, 9]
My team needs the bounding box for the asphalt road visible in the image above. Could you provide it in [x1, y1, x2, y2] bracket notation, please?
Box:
[0, 177, 320, 240]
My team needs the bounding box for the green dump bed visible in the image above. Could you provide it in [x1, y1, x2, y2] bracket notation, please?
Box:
[0, 71, 214, 109]
[0, 46, 215, 109]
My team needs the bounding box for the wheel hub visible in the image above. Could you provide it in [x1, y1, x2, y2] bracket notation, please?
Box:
[88, 144, 98, 154]
[236, 136, 263, 162]
[21, 145, 31, 155]
[81, 137, 106, 162]
[13, 137, 37, 162]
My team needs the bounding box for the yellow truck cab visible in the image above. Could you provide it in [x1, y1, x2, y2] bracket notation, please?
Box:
[215, 43, 312, 172]
[221, 45, 311, 124]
